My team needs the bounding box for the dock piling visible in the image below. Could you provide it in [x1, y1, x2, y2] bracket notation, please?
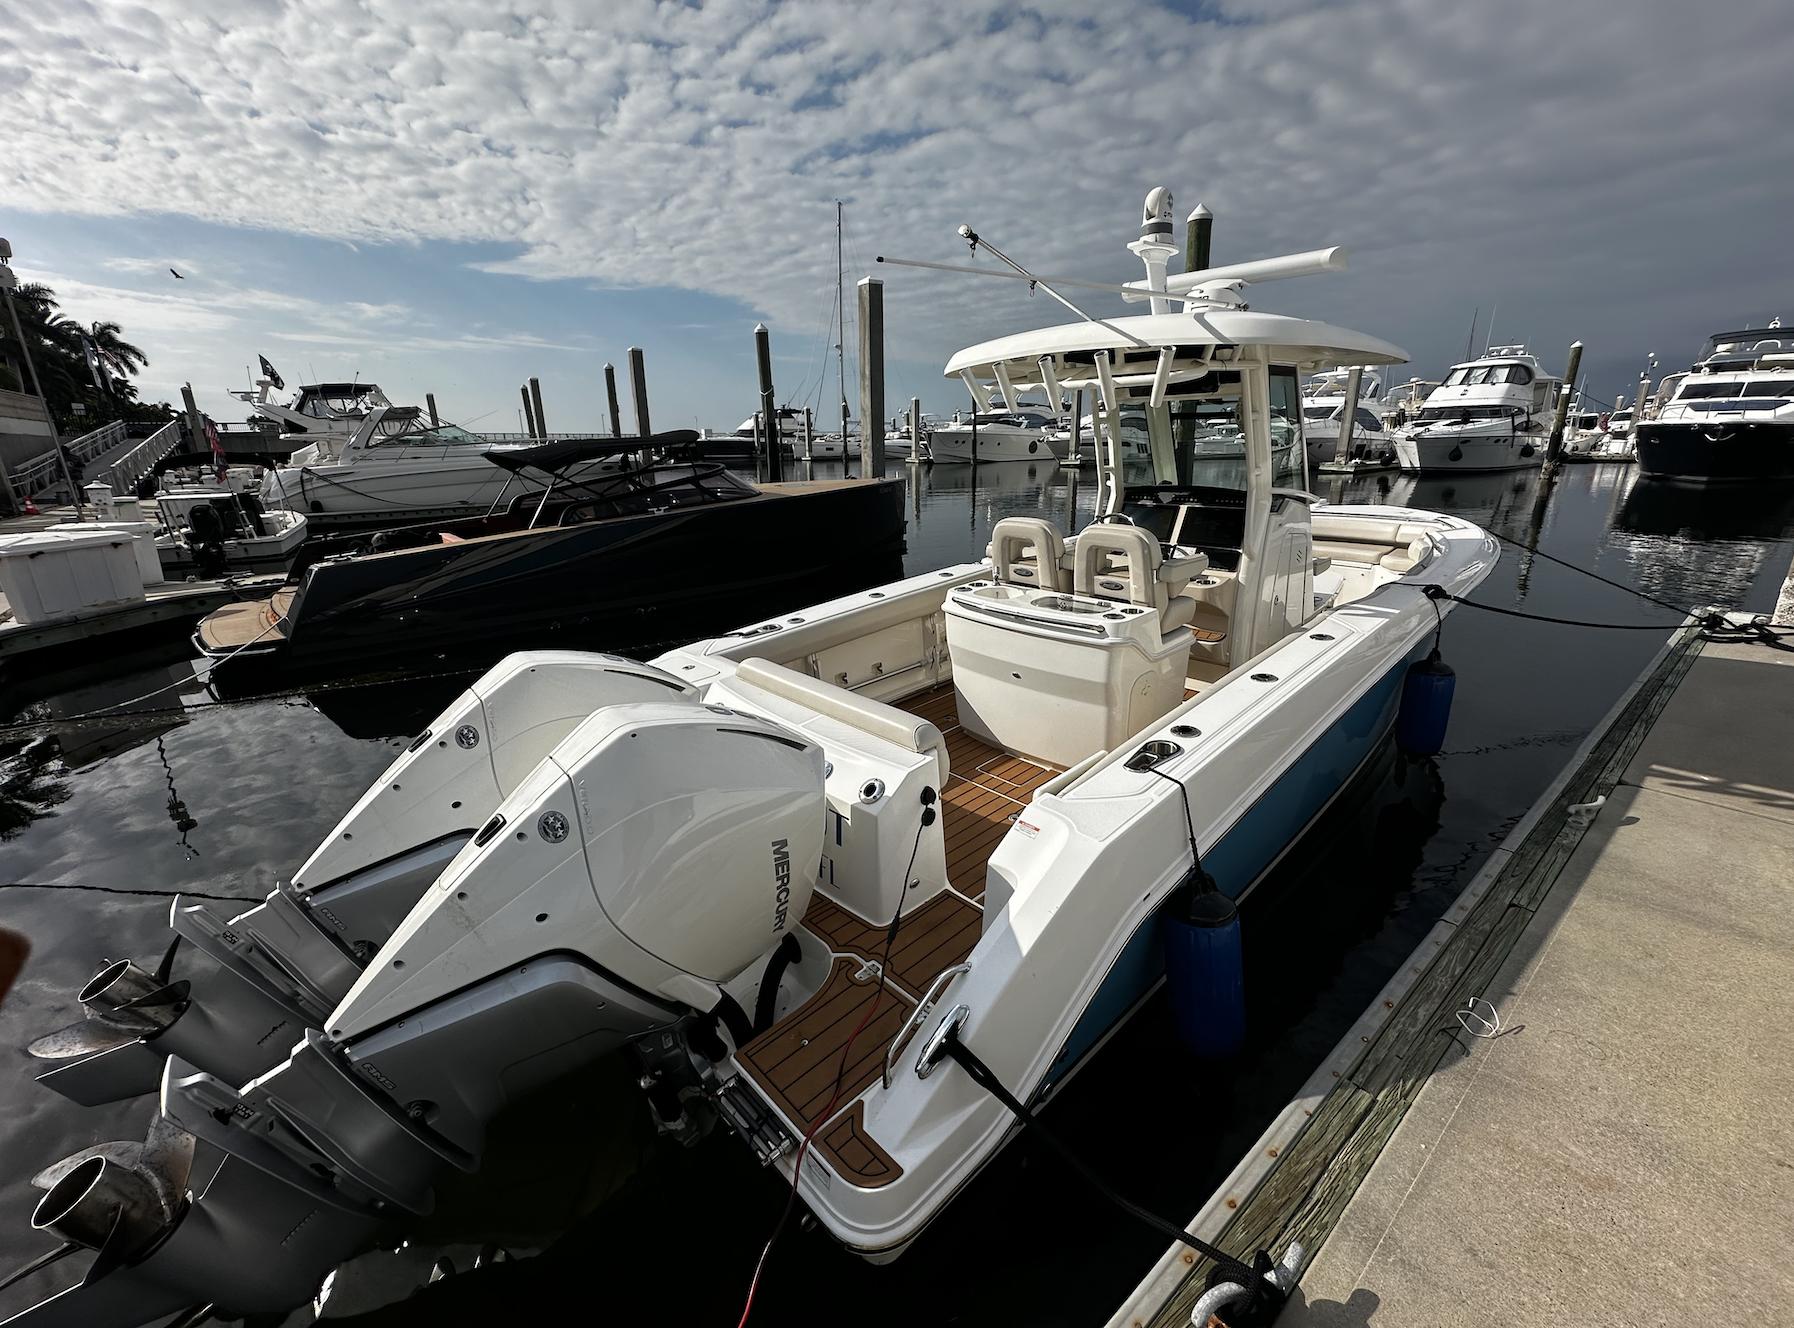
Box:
[909, 396, 923, 463]
[1185, 203, 1213, 273]
[857, 278, 885, 476]
[519, 386, 538, 439]
[802, 408, 814, 463]
[425, 393, 439, 427]
[603, 363, 623, 438]
[755, 324, 782, 482]
[1332, 366, 1363, 467]
[529, 377, 547, 438]
[628, 347, 651, 439]
[1546, 340, 1584, 466]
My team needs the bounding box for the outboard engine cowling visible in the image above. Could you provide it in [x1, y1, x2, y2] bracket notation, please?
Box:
[25, 651, 700, 1108]
[331, 700, 825, 1039]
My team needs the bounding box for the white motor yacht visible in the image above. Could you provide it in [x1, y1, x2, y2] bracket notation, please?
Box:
[1636, 323, 1794, 481]
[928, 406, 1066, 463]
[8, 192, 1499, 1327]
[260, 407, 626, 531]
[1393, 346, 1559, 473]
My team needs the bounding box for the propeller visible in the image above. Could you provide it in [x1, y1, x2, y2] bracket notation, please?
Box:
[26, 953, 191, 1064]
[14, 1113, 200, 1289]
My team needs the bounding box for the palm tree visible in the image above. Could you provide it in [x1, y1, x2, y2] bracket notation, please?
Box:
[87, 320, 148, 381]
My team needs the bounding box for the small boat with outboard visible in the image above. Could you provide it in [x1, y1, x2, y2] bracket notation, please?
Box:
[1635, 322, 1794, 482]
[8, 189, 1494, 1327]
[1393, 345, 1559, 473]
[153, 487, 309, 577]
[190, 433, 906, 692]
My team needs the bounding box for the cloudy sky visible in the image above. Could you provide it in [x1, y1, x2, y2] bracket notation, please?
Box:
[5, 0, 1792, 432]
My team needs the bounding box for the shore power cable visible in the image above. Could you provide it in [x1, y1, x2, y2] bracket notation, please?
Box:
[933, 1028, 1291, 1327]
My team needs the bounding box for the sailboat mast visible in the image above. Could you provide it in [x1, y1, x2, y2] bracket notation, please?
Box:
[836, 199, 849, 443]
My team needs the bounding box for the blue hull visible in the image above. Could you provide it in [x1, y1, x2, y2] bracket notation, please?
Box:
[1038, 652, 1413, 1091]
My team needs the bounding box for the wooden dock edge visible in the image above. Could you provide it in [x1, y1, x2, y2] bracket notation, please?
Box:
[1109, 615, 1708, 1328]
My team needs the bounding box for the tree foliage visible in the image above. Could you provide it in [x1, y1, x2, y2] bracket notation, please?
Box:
[0, 283, 170, 428]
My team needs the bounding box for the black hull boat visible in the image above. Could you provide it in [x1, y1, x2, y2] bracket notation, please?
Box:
[1634, 420, 1794, 483]
[193, 438, 906, 693]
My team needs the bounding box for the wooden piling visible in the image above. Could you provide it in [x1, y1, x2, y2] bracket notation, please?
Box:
[529, 377, 547, 438]
[628, 347, 651, 439]
[802, 408, 814, 463]
[1545, 340, 1584, 465]
[603, 364, 623, 438]
[909, 396, 923, 463]
[1332, 367, 1363, 466]
[1185, 203, 1213, 273]
[755, 324, 782, 482]
[857, 277, 885, 475]
[520, 386, 537, 439]
[425, 393, 440, 427]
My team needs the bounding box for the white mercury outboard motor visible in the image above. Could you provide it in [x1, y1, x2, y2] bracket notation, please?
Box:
[26, 652, 703, 1108]
[7, 665, 824, 1328]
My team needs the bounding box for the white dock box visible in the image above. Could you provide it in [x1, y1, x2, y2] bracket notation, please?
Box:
[47, 521, 165, 587]
[0, 529, 146, 625]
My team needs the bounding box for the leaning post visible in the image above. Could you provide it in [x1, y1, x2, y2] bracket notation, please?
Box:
[519, 386, 537, 438]
[425, 393, 440, 427]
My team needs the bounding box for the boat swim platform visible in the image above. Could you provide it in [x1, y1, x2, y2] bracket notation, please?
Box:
[0, 573, 287, 670]
[1110, 603, 1794, 1327]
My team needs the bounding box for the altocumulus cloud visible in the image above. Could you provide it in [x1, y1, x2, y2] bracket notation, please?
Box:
[4, 0, 1793, 393]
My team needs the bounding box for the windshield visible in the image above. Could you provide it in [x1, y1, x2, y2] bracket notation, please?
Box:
[382, 423, 488, 446]
[1442, 363, 1533, 387]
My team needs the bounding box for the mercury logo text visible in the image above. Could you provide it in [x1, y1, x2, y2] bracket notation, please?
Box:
[771, 838, 792, 930]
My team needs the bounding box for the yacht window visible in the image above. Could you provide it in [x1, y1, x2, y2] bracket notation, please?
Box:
[1677, 381, 1744, 399]
[1442, 367, 1470, 386]
[1355, 408, 1382, 432]
[1745, 380, 1792, 397]
[386, 423, 487, 446]
[1610, 410, 1633, 422]
[1302, 405, 1337, 421]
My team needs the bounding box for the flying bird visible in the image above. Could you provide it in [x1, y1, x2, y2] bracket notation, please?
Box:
[169, 268, 184, 279]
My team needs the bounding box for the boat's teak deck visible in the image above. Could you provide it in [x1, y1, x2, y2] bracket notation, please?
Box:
[195, 587, 296, 649]
[733, 681, 1058, 1186]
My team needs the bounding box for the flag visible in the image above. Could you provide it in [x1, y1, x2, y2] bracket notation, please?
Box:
[80, 336, 108, 395]
[205, 417, 225, 467]
[258, 355, 285, 391]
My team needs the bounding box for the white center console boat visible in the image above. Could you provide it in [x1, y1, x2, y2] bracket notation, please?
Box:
[9, 189, 1498, 1327]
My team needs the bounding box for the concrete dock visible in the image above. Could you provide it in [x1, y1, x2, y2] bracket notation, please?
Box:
[1281, 632, 1794, 1325]
[1110, 604, 1794, 1328]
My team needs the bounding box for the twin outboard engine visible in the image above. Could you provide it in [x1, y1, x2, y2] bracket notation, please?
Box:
[8, 652, 824, 1327]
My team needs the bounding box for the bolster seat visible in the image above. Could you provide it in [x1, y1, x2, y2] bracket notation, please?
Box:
[734, 657, 947, 767]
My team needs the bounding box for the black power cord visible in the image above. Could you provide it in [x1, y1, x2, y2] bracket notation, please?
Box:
[734, 788, 938, 1327]
[938, 1033, 1281, 1320]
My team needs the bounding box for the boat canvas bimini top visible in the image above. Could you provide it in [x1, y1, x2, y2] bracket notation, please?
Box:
[8, 190, 1496, 1326]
